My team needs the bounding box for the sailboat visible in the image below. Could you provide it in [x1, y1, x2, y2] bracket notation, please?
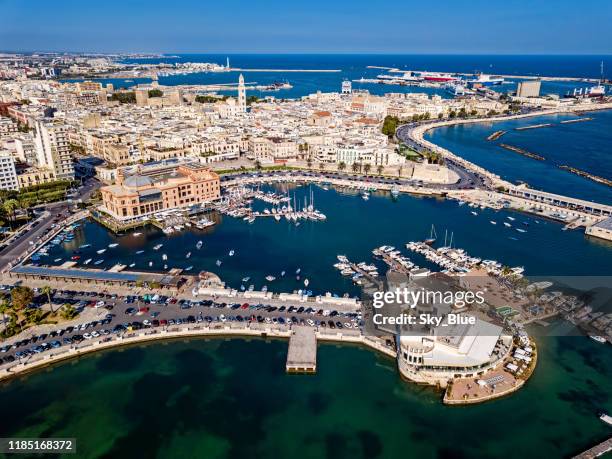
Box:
[425, 224, 437, 245]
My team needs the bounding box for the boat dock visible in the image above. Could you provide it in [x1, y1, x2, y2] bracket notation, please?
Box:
[572, 437, 612, 459]
[286, 326, 317, 373]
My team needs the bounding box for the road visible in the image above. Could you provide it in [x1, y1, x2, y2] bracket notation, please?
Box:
[0, 179, 100, 272]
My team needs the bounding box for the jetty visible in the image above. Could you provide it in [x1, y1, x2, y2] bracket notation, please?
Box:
[558, 165, 612, 187]
[499, 143, 546, 161]
[572, 437, 612, 459]
[560, 117, 592, 124]
[515, 123, 553, 131]
[487, 130, 507, 141]
[286, 326, 317, 373]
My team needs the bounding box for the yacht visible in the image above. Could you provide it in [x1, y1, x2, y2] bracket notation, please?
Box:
[503, 222, 512, 227]
[304, 279, 309, 287]
[96, 249, 106, 254]
[136, 250, 145, 255]
[590, 335, 607, 344]
[265, 275, 276, 282]
[108, 243, 119, 248]
[490, 221, 497, 225]
[153, 244, 163, 251]
[83, 258, 92, 265]
[516, 228, 527, 233]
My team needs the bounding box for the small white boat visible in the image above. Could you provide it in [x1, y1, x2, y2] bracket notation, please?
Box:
[196, 240, 203, 249]
[471, 211, 478, 216]
[304, 278, 309, 287]
[265, 275, 276, 282]
[94, 259, 104, 265]
[186, 252, 191, 259]
[281, 270, 285, 276]
[96, 249, 106, 254]
[296, 268, 301, 274]
[590, 335, 606, 344]
[229, 250, 235, 256]
[216, 260, 222, 266]
[241, 276, 250, 282]
[136, 250, 145, 255]
[153, 244, 163, 251]
[149, 261, 153, 267]
[490, 221, 497, 225]
[274, 215, 281, 222]
[503, 222, 512, 227]
[185, 266, 193, 271]
[108, 243, 119, 248]
[133, 232, 143, 237]
[162, 254, 168, 261]
[129, 263, 136, 268]
[83, 258, 92, 265]
[164, 264, 168, 270]
[507, 217, 516, 221]
[516, 228, 527, 233]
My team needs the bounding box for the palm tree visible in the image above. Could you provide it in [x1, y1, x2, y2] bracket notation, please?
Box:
[41, 285, 54, 314]
[318, 162, 326, 172]
[338, 162, 346, 172]
[0, 297, 9, 332]
[351, 162, 360, 173]
[363, 164, 371, 175]
[397, 165, 404, 178]
[254, 160, 262, 170]
[306, 158, 313, 169]
[376, 165, 384, 176]
[3, 199, 19, 230]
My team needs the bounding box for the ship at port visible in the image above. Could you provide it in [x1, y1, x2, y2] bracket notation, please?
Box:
[415, 71, 457, 82]
[564, 61, 607, 98]
[465, 73, 505, 87]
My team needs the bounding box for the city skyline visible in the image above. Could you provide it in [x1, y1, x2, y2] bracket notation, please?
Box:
[2, 0, 612, 54]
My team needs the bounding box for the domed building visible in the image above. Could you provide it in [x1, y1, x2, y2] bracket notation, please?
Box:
[100, 159, 220, 220]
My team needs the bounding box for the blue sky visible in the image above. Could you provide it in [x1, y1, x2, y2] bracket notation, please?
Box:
[1, 0, 611, 54]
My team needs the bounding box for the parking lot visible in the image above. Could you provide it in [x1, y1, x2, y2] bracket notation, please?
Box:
[0, 286, 363, 366]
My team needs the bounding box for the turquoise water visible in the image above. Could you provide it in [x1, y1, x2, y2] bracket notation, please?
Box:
[427, 111, 612, 205]
[39, 185, 612, 299]
[1, 335, 610, 459]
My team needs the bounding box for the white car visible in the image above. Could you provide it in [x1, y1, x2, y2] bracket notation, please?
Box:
[83, 333, 92, 340]
[91, 330, 100, 338]
[143, 319, 151, 326]
[307, 319, 315, 327]
[95, 301, 105, 307]
[219, 315, 227, 322]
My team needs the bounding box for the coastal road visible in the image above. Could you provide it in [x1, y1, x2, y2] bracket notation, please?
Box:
[0, 179, 100, 272]
[395, 123, 488, 190]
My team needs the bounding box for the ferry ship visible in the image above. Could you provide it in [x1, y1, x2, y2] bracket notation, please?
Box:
[465, 74, 505, 87]
[416, 71, 457, 82]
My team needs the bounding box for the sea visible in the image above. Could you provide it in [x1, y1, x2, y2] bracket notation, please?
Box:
[3, 55, 611, 458]
[63, 54, 611, 99]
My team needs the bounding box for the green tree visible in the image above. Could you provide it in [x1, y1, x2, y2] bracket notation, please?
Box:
[254, 160, 262, 170]
[148, 89, 163, 98]
[0, 297, 9, 331]
[376, 165, 384, 176]
[363, 164, 371, 175]
[41, 285, 54, 314]
[318, 162, 326, 172]
[3, 199, 19, 229]
[382, 115, 400, 138]
[11, 286, 34, 312]
[338, 162, 346, 172]
[351, 162, 360, 173]
[60, 304, 78, 320]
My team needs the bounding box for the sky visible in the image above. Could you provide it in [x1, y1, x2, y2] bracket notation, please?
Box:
[1, 0, 612, 54]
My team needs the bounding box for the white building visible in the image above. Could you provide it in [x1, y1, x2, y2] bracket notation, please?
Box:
[0, 150, 19, 190]
[237, 74, 246, 113]
[33, 119, 75, 180]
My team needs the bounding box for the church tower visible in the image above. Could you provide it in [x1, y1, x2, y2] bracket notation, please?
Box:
[237, 74, 246, 113]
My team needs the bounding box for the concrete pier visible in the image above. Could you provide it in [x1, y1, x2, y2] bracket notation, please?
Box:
[286, 326, 317, 373]
[572, 437, 612, 458]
